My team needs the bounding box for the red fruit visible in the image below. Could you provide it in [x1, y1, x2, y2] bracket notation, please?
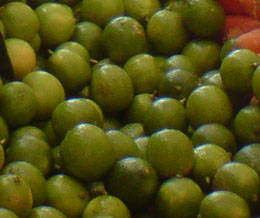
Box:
[218, 0, 247, 15]
[223, 15, 260, 40]
[240, 0, 260, 20]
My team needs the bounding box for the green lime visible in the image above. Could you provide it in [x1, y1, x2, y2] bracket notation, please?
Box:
[186, 85, 233, 128]
[46, 174, 90, 218]
[201, 71, 224, 89]
[156, 177, 204, 218]
[191, 144, 231, 190]
[91, 58, 115, 72]
[22, 70, 66, 120]
[134, 136, 149, 160]
[60, 123, 115, 181]
[42, 120, 59, 147]
[191, 123, 237, 153]
[143, 97, 187, 135]
[120, 123, 145, 139]
[165, 0, 186, 13]
[164, 54, 199, 75]
[124, 53, 163, 94]
[105, 157, 158, 210]
[182, 39, 221, 76]
[51, 98, 104, 140]
[35, 2, 75, 47]
[147, 9, 188, 55]
[0, 174, 33, 218]
[213, 162, 260, 203]
[154, 55, 167, 73]
[234, 143, 260, 177]
[0, 2, 39, 42]
[55, 41, 90, 63]
[106, 130, 139, 160]
[146, 128, 194, 178]
[34, 54, 48, 71]
[0, 208, 19, 218]
[47, 49, 91, 94]
[28, 206, 67, 218]
[86, 181, 108, 199]
[220, 49, 260, 93]
[6, 135, 53, 176]
[220, 37, 237, 60]
[0, 81, 38, 128]
[0, 20, 6, 38]
[157, 68, 200, 100]
[123, 0, 161, 24]
[252, 64, 260, 102]
[82, 195, 131, 218]
[0, 143, 4, 171]
[52, 145, 61, 172]
[72, 21, 105, 60]
[233, 105, 260, 145]
[182, 0, 225, 38]
[103, 16, 148, 63]
[103, 116, 122, 131]
[80, 0, 125, 28]
[198, 191, 251, 218]
[1, 161, 47, 207]
[5, 38, 36, 80]
[29, 33, 41, 52]
[0, 116, 9, 146]
[90, 64, 134, 114]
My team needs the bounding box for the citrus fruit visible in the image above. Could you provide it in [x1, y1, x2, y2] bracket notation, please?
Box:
[102, 16, 148, 63]
[201, 71, 224, 89]
[105, 157, 158, 210]
[1, 161, 47, 207]
[0, 174, 33, 218]
[186, 85, 233, 128]
[252, 64, 260, 102]
[0, 208, 19, 218]
[35, 2, 75, 47]
[80, 0, 125, 28]
[82, 195, 131, 218]
[198, 191, 251, 218]
[29, 33, 41, 52]
[0, 20, 6, 38]
[146, 9, 188, 55]
[42, 120, 59, 147]
[156, 177, 204, 218]
[28, 206, 67, 218]
[60, 123, 115, 181]
[146, 128, 194, 178]
[86, 181, 108, 199]
[89, 64, 134, 114]
[103, 116, 122, 131]
[0, 81, 38, 128]
[134, 136, 149, 160]
[46, 174, 90, 218]
[0, 143, 4, 171]
[22, 70, 66, 120]
[51, 98, 104, 140]
[0, 116, 9, 146]
[0, 2, 39, 42]
[5, 38, 36, 80]
[120, 123, 145, 139]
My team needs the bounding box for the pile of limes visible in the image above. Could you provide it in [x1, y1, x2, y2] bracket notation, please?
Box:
[0, 0, 260, 217]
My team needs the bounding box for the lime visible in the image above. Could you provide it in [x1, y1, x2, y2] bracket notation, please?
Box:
[220, 37, 237, 60]
[47, 49, 91, 94]
[0, 208, 19, 218]
[252, 64, 260, 102]
[146, 128, 194, 178]
[29, 33, 41, 52]
[80, 0, 125, 28]
[182, 0, 225, 38]
[191, 144, 231, 190]
[220, 49, 260, 93]
[28, 206, 67, 218]
[72, 21, 105, 60]
[201, 71, 224, 89]
[1, 161, 47, 207]
[5, 38, 36, 80]
[6, 135, 53, 176]
[51, 98, 104, 140]
[90, 64, 134, 114]
[182, 39, 221, 76]
[55, 41, 90, 63]
[186, 85, 233, 128]
[0, 81, 38, 128]
[46, 174, 90, 218]
[42, 120, 59, 147]
[134, 136, 149, 160]
[106, 130, 139, 160]
[147, 9, 188, 55]
[154, 55, 167, 73]
[0, 20, 6, 38]
[86, 181, 108, 199]
[156, 177, 204, 218]
[0, 174, 33, 218]
[34, 54, 48, 71]
[124, 53, 163, 94]
[198, 191, 251, 218]
[105, 157, 158, 210]
[22, 70, 66, 120]
[60, 123, 115, 181]
[234, 143, 260, 177]
[103, 116, 122, 131]
[102, 16, 148, 63]
[120, 123, 145, 139]
[0, 116, 9, 146]
[143, 97, 187, 134]
[52, 145, 61, 172]
[0, 143, 4, 171]
[0, 2, 39, 42]
[92, 58, 115, 72]
[82, 195, 131, 218]
[213, 162, 260, 203]
[233, 105, 260, 145]
[35, 2, 75, 47]
[191, 123, 237, 153]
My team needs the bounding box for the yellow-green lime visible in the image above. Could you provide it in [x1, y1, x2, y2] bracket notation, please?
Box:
[29, 33, 41, 52]
[42, 120, 59, 147]
[0, 116, 9, 146]
[252, 64, 260, 102]
[52, 145, 61, 172]
[120, 123, 145, 139]
[134, 136, 149, 160]
[0, 20, 6, 38]
[103, 116, 122, 131]
[28, 206, 67, 218]
[0, 208, 19, 218]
